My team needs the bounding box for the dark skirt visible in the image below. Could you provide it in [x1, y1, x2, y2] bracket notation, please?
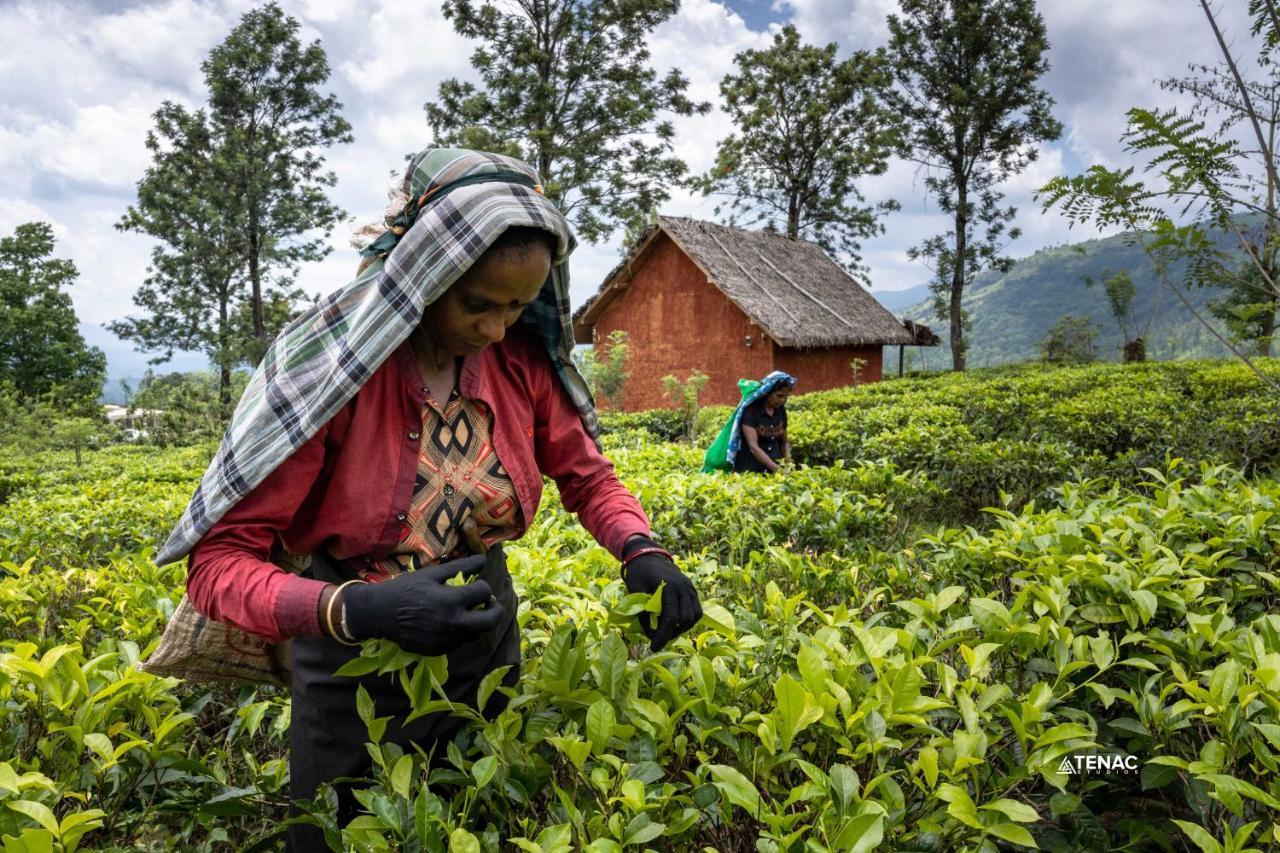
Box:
[285, 545, 520, 851]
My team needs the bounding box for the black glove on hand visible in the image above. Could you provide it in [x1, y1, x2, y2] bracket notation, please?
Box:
[622, 536, 702, 652]
[341, 554, 504, 656]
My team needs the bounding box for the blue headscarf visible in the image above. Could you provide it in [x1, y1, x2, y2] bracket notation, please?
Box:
[725, 370, 797, 467]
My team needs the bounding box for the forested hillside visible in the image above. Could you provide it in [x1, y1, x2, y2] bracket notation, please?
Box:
[896, 226, 1244, 367]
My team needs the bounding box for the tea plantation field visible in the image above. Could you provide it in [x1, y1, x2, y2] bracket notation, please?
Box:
[2, 359, 1280, 852]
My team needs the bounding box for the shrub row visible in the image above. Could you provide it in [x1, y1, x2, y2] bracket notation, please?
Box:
[4, 453, 1280, 850]
[599, 360, 1280, 526]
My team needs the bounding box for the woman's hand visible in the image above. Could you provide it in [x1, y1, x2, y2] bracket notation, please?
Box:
[621, 536, 702, 652]
[339, 554, 505, 655]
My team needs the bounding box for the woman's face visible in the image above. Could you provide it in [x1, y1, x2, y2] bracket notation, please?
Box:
[419, 244, 552, 356]
[766, 386, 792, 408]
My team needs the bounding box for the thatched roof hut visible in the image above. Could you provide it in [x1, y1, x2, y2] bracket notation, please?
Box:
[573, 216, 932, 411]
[574, 216, 917, 347]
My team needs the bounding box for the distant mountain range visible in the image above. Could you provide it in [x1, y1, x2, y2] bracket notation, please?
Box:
[84, 223, 1249, 405]
[80, 323, 209, 405]
[869, 283, 931, 313]
[879, 229, 1241, 369]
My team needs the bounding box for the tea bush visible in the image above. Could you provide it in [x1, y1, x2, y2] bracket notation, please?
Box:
[792, 360, 1280, 473]
[790, 359, 1280, 523]
[601, 361, 1280, 526]
[3, 362, 1280, 851]
[597, 409, 688, 443]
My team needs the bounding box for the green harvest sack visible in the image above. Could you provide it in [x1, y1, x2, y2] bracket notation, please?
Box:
[701, 378, 761, 473]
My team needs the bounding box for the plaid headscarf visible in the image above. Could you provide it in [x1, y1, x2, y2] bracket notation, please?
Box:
[155, 148, 596, 566]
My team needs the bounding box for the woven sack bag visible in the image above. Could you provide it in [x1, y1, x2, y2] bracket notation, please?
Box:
[137, 552, 311, 687]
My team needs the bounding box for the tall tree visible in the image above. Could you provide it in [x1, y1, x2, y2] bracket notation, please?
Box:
[0, 223, 106, 415]
[113, 105, 245, 417]
[427, 0, 708, 244]
[115, 2, 352, 410]
[202, 1, 352, 362]
[701, 25, 899, 279]
[887, 0, 1062, 370]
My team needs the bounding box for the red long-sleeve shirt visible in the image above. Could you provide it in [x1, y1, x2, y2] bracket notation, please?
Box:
[186, 326, 650, 643]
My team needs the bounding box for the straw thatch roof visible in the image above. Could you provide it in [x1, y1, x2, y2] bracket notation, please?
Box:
[903, 318, 941, 347]
[574, 216, 919, 347]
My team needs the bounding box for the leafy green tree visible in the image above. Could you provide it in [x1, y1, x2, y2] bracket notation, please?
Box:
[427, 0, 708, 243]
[51, 416, 104, 468]
[1039, 315, 1098, 364]
[0, 379, 108, 465]
[702, 25, 899, 279]
[114, 105, 244, 418]
[1084, 270, 1145, 361]
[127, 369, 251, 446]
[0, 223, 106, 415]
[204, 2, 352, 361]
[1040, 2, 1279, 390]
[115, 4, 350, 413]
[573, 329, 631, 409]
[662, 370, 710, 443]
[887, 0, 1062, 371]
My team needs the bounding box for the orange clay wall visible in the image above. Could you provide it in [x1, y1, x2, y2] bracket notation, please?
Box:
[591, 234, 776, 410]
[589, 233, 887, 410]
[772, 344, 885, 393]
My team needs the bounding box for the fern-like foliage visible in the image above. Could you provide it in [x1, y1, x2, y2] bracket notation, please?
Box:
[1249, 0, 1280, 60]
[1037, 165, 1163, 230]
[1123, 108, 1244, 221]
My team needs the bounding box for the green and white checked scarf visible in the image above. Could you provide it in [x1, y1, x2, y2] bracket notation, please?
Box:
[155, 148, 596, 566]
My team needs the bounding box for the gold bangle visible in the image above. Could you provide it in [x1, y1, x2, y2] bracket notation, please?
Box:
[325, 580, 363, 646]
[321, 587, 340, 641]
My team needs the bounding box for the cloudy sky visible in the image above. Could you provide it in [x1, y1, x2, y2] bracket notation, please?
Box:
[0, 0, 1258, 348]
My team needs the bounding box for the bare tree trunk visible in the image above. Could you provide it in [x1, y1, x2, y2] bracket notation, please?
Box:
[218, 280, 233, 422]
[249, 214, 264, 352]
[1261, 295, 1277, 356]
[951, 185, 968, 371]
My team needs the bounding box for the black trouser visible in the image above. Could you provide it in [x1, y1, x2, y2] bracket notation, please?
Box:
[285, 546, 520, 852]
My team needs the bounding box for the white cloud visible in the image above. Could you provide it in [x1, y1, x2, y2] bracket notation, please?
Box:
[3, 0, 1272, 319]
[13, 98, 159, 197]
[649, 0, 773, 177]
[89, 1, 232, 95]
[69, 209, 156, 326]
[0, 198, 59, 236]
[782, 0, 898, 52]
[340, 2, 474, 93]
[299, 0, 355, 24]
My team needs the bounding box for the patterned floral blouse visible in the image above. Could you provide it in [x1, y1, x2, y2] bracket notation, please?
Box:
[359, 386, 520, 581]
